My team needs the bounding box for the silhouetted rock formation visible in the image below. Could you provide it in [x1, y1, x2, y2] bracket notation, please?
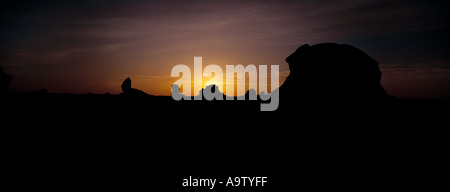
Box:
[0, 68, 12, 94]
[171, 84, 183, 100]
[172, 84, 226, 100]
[120, 77, 150, 96]
[196, 84, 224, 100]
[280, 43, 388, 109]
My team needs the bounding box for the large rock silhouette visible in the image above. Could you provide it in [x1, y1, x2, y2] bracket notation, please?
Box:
[280, 43, 388, 108]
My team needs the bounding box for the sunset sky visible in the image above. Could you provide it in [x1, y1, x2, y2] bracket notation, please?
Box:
[1, 0, 449, 98]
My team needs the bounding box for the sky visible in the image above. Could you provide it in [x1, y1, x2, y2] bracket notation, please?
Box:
[0, 0, 449, 98]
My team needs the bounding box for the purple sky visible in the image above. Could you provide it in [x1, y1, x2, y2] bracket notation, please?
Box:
[1, 0, 449, 98]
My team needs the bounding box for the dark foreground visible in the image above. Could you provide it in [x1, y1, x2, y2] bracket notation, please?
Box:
[2, 93, 448, 191]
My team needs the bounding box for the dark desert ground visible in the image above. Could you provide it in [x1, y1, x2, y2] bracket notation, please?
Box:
[2, 42, 449, 191]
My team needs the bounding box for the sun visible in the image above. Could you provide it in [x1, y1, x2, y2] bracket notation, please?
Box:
[202, 76, 224, 92]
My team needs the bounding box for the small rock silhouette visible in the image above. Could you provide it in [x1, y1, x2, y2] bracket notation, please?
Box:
[120, 77, 150, 96]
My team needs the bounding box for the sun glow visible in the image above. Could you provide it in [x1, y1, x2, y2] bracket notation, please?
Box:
[202, 77, 224, 92]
